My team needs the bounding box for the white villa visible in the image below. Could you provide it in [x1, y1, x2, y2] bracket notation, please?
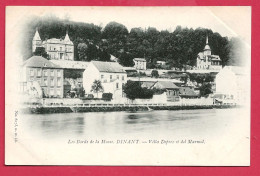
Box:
[215, 66, 249, 105]
[32, 28, 74, 60]
[196, 36, 222, 70]
[133, 58, 147, 70]
[83, 61, 127, 100]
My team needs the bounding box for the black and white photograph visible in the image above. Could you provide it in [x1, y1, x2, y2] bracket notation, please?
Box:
[5, 6, 251, 165]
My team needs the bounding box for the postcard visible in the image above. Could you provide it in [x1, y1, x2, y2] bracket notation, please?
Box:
[5, 6, 251, 165]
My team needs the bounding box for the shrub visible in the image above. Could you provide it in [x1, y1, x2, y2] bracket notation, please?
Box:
[102, 93, 113, 101]
[123, 80, 154, 100]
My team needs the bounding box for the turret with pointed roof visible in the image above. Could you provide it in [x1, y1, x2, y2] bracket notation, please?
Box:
[64, 30, 73, 44]
[32, 28, 74, 60]
[203, 35, 211, 56]
[32, 28, 43, 52]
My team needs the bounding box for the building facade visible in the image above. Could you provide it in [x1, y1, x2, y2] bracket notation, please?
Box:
[196, 36, 222, 70]
[32, 29, 74, 60]
[83, 61, 127, 100]
[19, 56, 64, 98]
[133, 58, 147, 70]
[215, 66, 248, 105]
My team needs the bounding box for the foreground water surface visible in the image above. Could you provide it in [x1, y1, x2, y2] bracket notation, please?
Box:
[18, 108, 246, 141]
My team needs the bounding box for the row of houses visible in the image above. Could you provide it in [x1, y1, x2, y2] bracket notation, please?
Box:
[18, 29, 248, 105]
[18, 55, 198, 99]
[18, 54, 248, 105]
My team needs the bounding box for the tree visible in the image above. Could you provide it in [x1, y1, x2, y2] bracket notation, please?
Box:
[77, 43, 88, 61]
[33, 47, 49, 59]
[91, 80, 104, 97]
[118, 52, 134, 67]
[123, 80, 153, 100]
[199, 83, 212, 97]
[151, 70, 159, 78]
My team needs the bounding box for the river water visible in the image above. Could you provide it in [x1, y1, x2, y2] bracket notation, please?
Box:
[19, 108, 247, 141]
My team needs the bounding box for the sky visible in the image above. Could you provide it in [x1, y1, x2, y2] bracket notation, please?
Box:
[8, 6, 251, 44]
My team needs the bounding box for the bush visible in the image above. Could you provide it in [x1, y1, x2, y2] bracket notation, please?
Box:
[123, 80, 154, 100]
[151, 70, 159, 78]
[102, 93, 113, 101]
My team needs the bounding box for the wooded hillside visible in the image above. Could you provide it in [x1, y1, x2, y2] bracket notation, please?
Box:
[20, 15, 247, 68]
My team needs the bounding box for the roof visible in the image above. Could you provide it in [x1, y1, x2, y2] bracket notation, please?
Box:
[127, 77, 183, 84]
[179, 87, 199, 97]
[141, 82, 156, 89]
[209, 55, 221, 61]
[153, 81, 179, 89]
[50, 60, 89, 69]
[91, 61, 126, 73]
[134, 58, 146, 62]
[204, 44, 211, 50]
[123, 67, 137, 71]
[33, 30, 41, 41]
[63, 80, 71, 86]
[110, 55, 119, 62]
[23, 56, 61, 68]
[223, 66, 246, 75]
[43, 34, 73, 45]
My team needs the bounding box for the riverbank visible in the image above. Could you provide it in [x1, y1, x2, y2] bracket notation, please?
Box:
[21, 104, 236, 114]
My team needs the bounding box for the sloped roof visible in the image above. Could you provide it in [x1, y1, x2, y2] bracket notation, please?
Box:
[91, 61, 126, 73]
[134, 58, 146, 62]
[141, 81, 156, 89]
[179, 87, 199, 97]
[33, 30, 41, 41]
[224, 66, 246, 75]
[50, 60, 89, 69]
[204, 44, 211, 50]
[153, 81, 179, 89]
[210, 55, 221, 61]
[23, 56, 61, 68]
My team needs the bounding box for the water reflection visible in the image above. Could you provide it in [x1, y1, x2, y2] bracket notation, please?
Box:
[21, 108, 239, 140]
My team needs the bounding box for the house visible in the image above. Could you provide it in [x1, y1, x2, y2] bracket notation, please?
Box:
[83, 61, 127, 100]
[196, 36, 222, 70]
[133, 58, 146, 70]
[32, 29, 74, 60]
[179, 87, 199, 99]
[156, 60, 166, 66]
[215, 66, 248, 105]
[19, 56, 64, 98]
[150, 81, 180, 102]
[50, 60, 89, 88]
[123, 67, 138, 77]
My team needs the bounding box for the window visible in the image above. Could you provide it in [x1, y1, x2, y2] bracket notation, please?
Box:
[117, 75, 119, 79]
[37, 69, 41, 77]
[60, 47, 62, 51]
[50, 78, 54, 86]
[56, 89, 61, 96]
[51, 70, 54, 77]
[37, 78, 41, 84]
[44, 70, 47, 76]
[101, 75, 104, 79]
[57, 70, 61, 77]
[50, 89, 54, 96]
[122, 76, 124, 81]
[110, 75, 112, 79]
[30, 69, 34, 76]
[57, 78, 61, 86]
[44, 78, 48, 86]
[116, 83, 119, 89]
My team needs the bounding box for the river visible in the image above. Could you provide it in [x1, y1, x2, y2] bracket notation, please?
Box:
[19, 108, 248, 141]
